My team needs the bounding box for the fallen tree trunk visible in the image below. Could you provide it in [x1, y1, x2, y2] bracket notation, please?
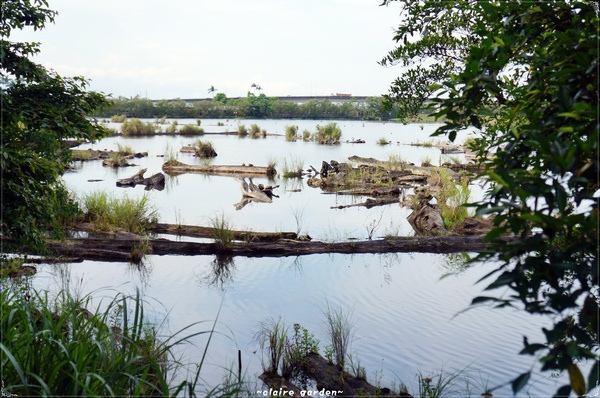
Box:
[162, 160, 276, 177]
[149, 223, 298, 241]
[41, 234, 498, 262]
[331, 197, 398, 209]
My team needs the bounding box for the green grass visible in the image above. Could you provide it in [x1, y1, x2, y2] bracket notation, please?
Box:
[81, 191, 158, 234]
[111, 114, 127, 123]
[0, 286, 228, 397]
[180, 124, 205, 135]
[209, 212, 234, 252]
[315, 122, 342, 144]
[285, 125, 298, 142]
[377, 137, 391, 145]
[281, 156, 304, 178]
[237, 124, 248, 137]
[323, 302, 355, 369]
[193, 139, 217, 158]
[121, 118, 156, 136]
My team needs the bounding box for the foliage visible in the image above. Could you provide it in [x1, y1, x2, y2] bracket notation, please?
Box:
[1, 0, 110, 253]
[382, 0, 599, 395]
[0, 285, 225, 396]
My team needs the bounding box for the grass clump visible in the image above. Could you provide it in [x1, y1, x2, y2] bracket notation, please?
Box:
[0, 287, 221, 397]
[193, 139, 217, 158]
[323, 303, 355, 369]
[377, 137, 391, 146]
[315, 122, 342, 144]
[285, 125, 298, 142]
[111, 114, 127, 123]
[237, 124, 248, 137]
[302, 129, 312, 141]
[121, 118, 156, 136]
[209, 212, 234, 251]
[180, 124, 205, 135]
[81, 191, 158, 234]
[281, 156, 304, 178]
[165, 120, 178, 134]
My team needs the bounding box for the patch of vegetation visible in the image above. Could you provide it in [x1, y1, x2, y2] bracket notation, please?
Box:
[209, 212, 234, 251]
[121, 118, 156, 136]
[0, 287, 230, 396]
[237, 124, 248, 137]
[315, 122, 342, 144]
[180, 124, 205, 135]
[302, 129, 312, 141]
[285, 125, 298, 142]
[377, 137, 391, 146]
[165, 120, 178, 134]
[80, 191, 158, 234]
[111, 114, 127, 123]
[281, 156, 304, 178]
[193, 139, 217, 158]
[429, 169, 471, 230]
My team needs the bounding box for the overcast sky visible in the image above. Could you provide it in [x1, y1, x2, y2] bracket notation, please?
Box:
[12, 0, 404, 100]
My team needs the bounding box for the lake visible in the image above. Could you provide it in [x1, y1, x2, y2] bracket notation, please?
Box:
[30, 119, 574, 396]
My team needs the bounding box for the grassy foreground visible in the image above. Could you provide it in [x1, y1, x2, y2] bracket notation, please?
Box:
[0, 284, 238, 397]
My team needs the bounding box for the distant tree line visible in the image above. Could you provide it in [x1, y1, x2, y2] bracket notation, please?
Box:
[100, 93, 407, 121]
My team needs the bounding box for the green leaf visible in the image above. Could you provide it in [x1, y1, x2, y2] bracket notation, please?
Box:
[512, 371, 531, 394]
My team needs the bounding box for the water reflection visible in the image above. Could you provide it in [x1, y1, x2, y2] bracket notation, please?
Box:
[198, 254, 236, 290]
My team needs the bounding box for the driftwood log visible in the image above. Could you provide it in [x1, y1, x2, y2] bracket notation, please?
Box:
[39, 234, 498, 263]
[407, 204, 447, 236]
[162, 160, 276, 177]
[149, 223, 298, 241]
[116, 168, 165, 191]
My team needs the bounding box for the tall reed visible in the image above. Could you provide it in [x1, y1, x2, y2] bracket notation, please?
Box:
[0, 286, 226, 396]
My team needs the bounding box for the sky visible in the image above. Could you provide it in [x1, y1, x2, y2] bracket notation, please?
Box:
[11, 0, 405, 100]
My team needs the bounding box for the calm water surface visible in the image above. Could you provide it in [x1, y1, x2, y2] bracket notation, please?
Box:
[32, 120, 577, 396]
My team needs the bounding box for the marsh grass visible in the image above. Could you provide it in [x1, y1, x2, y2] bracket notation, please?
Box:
[285, 125, 298, 142]
[315, 122, 342, 144]
[209, 212, 234, 252]
[180, 124, 205, 135]
[122, 118, 156, 136]
[165, 121, 178, 134]
[193, 139, 217, 158]
[377, 137, 391, 146]
[237, 124, 248, 137]
[255, 317, 288, 375]
[0, 287, 224, 397]
[81, 191, 158, 234]
[323, 303, 355, 369]
[111, 114, 127, 123]
[302, 129, 312, 141]
[281, 156, 304, 178]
